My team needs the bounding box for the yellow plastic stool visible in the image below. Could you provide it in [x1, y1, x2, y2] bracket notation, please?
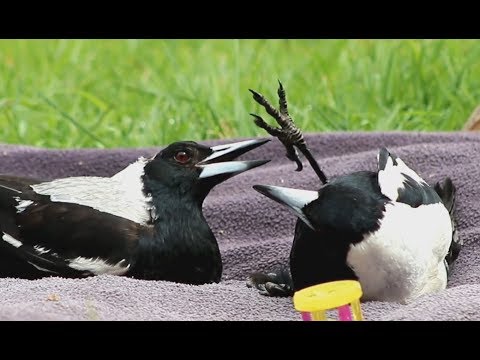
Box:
[293, 280, 363, 321]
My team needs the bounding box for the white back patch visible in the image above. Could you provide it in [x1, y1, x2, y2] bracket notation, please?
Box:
[31, 158, 154, 225]
[2, 233, 22, 248]
[346, 202, 452, 303]
[68, 257, 130, 275]
[394, 158, 428, 185]
[378, 155, 427, 201]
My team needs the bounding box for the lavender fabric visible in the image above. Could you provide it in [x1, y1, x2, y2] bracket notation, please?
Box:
[0, 131, 479, 321]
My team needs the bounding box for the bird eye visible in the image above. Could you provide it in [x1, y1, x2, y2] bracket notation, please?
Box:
[174, 151, 191, 164]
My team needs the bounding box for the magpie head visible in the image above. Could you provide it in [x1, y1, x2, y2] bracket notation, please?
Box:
[253, 173, 386, 235]
[144, 138, 270, 201]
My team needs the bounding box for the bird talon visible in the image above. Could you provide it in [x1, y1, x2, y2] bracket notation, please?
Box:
[284, 144, 303, 172]
[249, 82, 328, 184]
[264, 282, 293, 297]
[248, 89, 266, 106]
[294, 161, 303, 172]
[257, 283, 267, 293]
[247, 270, 294, 297]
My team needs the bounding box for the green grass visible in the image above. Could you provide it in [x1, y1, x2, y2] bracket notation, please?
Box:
[1, 39, 480, 149]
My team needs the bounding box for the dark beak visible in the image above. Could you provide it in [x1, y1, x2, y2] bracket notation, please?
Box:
[197, 138, 270, 181]
[253, 184, 319, 230]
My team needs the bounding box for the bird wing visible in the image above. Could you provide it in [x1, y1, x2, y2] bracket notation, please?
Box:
[0, 164, 153, 226]
[28, 164, 153, 225]
[0, 182, 145, 277]
[376, 147, 441, 207]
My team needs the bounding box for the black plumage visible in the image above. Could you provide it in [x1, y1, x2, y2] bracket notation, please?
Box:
[246, 83, 461, 303]
[0, 138, 270, 284]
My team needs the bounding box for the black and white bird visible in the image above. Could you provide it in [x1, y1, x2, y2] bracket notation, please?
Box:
[246, 82, 461, 304]
[0, 138, 270, 284]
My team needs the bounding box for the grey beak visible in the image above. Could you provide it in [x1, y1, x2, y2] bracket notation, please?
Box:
[197, 138, 270, 182]
[198, 160, 269, 179]
[253, 184, 319, 230]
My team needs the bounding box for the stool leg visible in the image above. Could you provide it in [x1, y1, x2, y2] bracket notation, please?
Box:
[337, 304, 353, 321]
[350, 300, 363, 321]
[312, 311, 327, 321]
[301, 312, 313, 321]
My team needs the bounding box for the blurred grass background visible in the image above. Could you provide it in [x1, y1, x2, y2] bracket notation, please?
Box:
[0, 39, 479, 148]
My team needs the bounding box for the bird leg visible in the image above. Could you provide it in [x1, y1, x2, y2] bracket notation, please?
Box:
[249, 81, 328, 185]
[246, 266, 294, 297]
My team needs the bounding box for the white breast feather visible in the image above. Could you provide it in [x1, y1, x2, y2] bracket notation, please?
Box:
[346, 201, 452, 304]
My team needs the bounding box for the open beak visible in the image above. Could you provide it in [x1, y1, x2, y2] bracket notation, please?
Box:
[252, 184, 319, 230]
[200, 138, 270, 164]
[197, 138, 270, 181]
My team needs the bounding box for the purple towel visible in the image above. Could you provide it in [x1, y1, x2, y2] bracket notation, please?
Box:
[0, 131, 479, 321]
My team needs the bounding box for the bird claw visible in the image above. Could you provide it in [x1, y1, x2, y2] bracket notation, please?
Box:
[284, 144, 303, 171]
[249, 82, 305, 172]
[264, 282, 291, 297]
[249, 81, 328, 184]
[294, 161, 303, 172]
[246, 270, 294, 297]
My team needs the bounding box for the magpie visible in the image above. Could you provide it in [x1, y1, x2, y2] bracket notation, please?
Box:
[246, 82, 461, 304]
[0, 138, 270, 284]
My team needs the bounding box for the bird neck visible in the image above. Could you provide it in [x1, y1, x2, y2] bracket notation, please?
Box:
[289, 221, 358, 292]
[133, 184, 222, 284]
[149, 185, 203, 222]
[289, 172, 388, 292]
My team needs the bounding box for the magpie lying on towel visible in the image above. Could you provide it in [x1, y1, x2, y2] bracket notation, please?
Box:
[247, 82, 461, 303]
[0, 138, 269, 284]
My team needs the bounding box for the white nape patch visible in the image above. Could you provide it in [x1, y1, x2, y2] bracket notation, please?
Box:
[2, 233, 22, 248]
[68, 257, 130, 276]
[13, 197, 34, 213]
[31, 157, 154, 225]
[346, 202, 452, 304]
[378, 155, 427, 201]
[33, 245, 50, 255]
[27, 261, 57, 274]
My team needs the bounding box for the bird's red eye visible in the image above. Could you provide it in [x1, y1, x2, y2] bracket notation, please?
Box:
[174, 151, 191, 164]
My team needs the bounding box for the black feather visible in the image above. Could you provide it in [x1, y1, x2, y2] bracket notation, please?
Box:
[248, 82, 459, 301]
[434, 177, 461, 267]
[0, 139, 269, 283]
